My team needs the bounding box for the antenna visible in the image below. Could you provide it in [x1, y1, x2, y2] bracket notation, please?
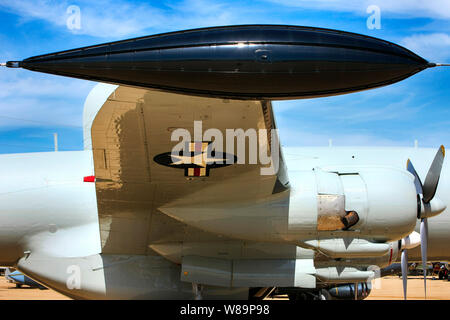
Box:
[0, 61, 20, 68]
[430, 63, 450, 67]
[54, 133, 58, 152]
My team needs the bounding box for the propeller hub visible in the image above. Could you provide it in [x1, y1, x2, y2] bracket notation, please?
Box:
[400, 231, 421, 250]
[419, 195, 446, 219]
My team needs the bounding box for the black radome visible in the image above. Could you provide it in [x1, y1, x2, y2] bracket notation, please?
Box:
[7, 25, 434, 100]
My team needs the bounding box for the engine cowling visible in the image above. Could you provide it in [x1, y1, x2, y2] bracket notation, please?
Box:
[288, 166, 418, 241]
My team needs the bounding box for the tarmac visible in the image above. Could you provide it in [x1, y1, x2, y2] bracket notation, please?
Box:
[0, 276, 69, 300]
[0, 275, 448, 300]
[366, 275, 450, 300]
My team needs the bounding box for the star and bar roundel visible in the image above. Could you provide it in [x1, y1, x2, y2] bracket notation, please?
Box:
[153, 141, 237, 177]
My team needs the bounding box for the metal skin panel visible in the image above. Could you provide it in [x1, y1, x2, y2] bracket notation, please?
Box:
[91, 86, 289, 254]
[181, 256, 232, 287]
[360, 168, 417, 237]
[181, 255, 316, 289]
[339, 174, 367, 226]
[151, 242, 313, 265]
[317, 195, 346, 230]
[323, 166, 417, 239]
[284, 147, 450, 262]
[10, 25, 431, 100]
[91, 86, 419, 250]
[313, 244, 399, 270]
[233, 259, 294, 287]
[169, 255, 386, 288]
[304, 238, 391, 258]
[288, 171, 318, 233]
[83, 83, 118, 150]
[0, 147, 447, 297]
[287, 167, 417, 240]
[0, 83, 449, 297]
[315, 267, 375, 284]
[315, 169, 344, 195]
[17, 252, 248, 299]
[315, 169, 347, 230]
[0, 151, 100, 266]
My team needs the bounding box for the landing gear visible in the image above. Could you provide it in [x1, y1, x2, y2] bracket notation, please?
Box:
[287, 290, 329, 301]
[192, 283, 203, 300]
[248, 287, 275, 300]
[288, 292, 314, 301]
[438, 269, 449, 280]
[281, 288, 329, 301]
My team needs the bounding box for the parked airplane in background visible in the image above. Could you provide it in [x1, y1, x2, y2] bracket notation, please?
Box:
[5, 268, 47, 289]
[0, 25, 449, 300]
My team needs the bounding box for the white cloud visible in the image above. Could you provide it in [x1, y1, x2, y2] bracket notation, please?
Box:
[0, 0, 250, 38]
[2, 0, 449, 42]
[0, 96, 83, 129]
[278, 126, 412, 147]
[0, 72, 95, 100]
[1, 0, 450, 40]
[0, 0, 166, 38]
[274, 87, 424, 124]
[401, 33, 450, 62]
[0, 0, 448, 147]
[268, 0, 450, 19]
[0, 68, 95, 129]
[330, 94, 424, 123]
[277, 117, 450, 149]
[273, 84, 450, 149]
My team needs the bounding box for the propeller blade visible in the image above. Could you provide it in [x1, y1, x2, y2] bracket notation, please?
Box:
[422, 145, 445, 203]
[407, 159, 423, 195]
[401, 250, 408, 300]
[407, 146, 445, 300]
[420, 218, 428, 299]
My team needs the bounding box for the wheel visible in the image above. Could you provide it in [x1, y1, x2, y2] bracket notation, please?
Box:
[319, 289, 332, 300]
[15, 284, 22, 288]
[287, 293, 298, 301]
[287, 292, 314, 301]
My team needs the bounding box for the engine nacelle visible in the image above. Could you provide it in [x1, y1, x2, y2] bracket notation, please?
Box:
[288, 166, 418, 241]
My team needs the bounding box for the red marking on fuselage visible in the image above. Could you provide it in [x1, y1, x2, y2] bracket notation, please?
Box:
[83, 175, 95, 182]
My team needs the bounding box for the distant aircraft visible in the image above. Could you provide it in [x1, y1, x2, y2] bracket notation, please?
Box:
[5, 268, 47, 289]
[0, 25, 449, 300]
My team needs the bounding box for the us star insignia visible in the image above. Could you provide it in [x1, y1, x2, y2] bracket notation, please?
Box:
[153, 141, 237, 177]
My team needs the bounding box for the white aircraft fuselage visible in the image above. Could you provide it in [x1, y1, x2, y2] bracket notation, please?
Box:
[0, 146, 447, 269]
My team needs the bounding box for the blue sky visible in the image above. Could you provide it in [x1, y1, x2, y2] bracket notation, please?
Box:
[0, 0, 450, 153]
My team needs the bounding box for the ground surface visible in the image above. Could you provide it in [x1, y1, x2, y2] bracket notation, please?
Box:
[366, 275, 450, 300]
[0, 276, 70, 300]
[0, 275, 448, 300]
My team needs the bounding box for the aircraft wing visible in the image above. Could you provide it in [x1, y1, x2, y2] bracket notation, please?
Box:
[90, 85, 289, 255]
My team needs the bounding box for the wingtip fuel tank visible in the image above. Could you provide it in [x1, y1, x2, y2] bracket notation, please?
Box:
[5, 25, 433, 100]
